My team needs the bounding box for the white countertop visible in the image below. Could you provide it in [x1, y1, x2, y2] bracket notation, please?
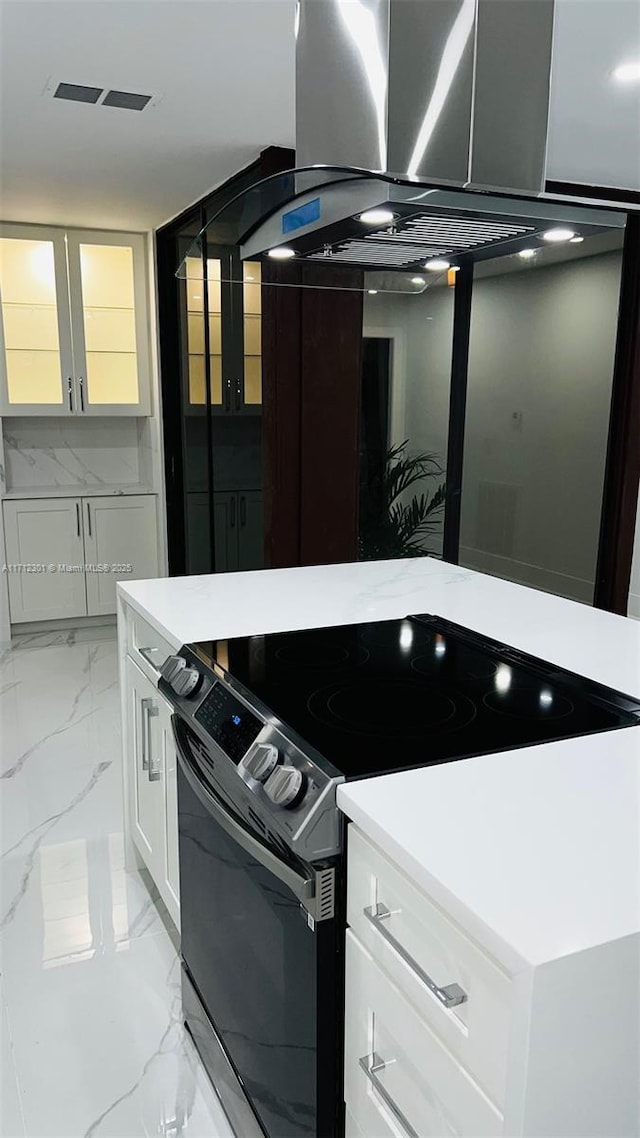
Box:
[2, 484, 156, 499]
[338, 731, 640, 970]
[119, 557, 640, 695]
[119, 558, 640, 970]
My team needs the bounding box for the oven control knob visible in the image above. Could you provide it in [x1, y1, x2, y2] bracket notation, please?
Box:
[160, 655, 185, 683]
[171, 666, 200, 697]
[264, 765, 306, 809]
[244, 743, 279, 783]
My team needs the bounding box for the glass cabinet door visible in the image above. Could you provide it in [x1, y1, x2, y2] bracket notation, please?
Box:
[66, 231, 150, 414]
[242, 260, 262, 408]
[185, 253, 224, 411]
[0, 226, 74, 413]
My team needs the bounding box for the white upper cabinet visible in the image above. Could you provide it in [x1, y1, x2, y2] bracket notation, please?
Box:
[66, 231, 150, 415]
[0, 226, 74, 414]
[0, 224, 151, 416]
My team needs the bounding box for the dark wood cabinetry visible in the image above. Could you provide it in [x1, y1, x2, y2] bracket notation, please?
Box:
[263, 262, 364, 569]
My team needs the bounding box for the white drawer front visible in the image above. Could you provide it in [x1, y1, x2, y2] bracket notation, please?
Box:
[126, 609, 173, 685]
[348, 826, 512, 1107]
[345, 932, 503, 1138]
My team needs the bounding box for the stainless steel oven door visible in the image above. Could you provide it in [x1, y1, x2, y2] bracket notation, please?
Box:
[173, 715, 342, 1138]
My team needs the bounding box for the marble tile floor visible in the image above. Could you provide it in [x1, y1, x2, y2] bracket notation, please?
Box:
[0, 628, 235, 1138]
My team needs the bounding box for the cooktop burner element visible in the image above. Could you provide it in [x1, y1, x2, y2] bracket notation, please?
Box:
[190, 615, 640, 780]
[308, 679, 476, 737]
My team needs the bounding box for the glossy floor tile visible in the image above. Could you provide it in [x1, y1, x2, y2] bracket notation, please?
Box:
[0, 629, 234, 1138]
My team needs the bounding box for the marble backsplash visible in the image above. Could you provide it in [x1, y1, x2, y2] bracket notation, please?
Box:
[2, 418, 142, 490]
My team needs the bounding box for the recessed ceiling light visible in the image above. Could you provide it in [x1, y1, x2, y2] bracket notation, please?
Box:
[268, 247, 296, 260]
[518, 249, 537, 259]
[358, 209, 395, 225]
[542, 228, 575, 243]
[569, 236, 584, 244]
[368, 289, 378, 295]
[613, 62, 640, 83]
[411, 276, 426, 285]
[425, 258, 450, 271]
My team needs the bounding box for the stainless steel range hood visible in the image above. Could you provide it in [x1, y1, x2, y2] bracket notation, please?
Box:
[295, 0, 556, 195]
[177, 0, 633, 282]
[236, 0, 625, 273]
[240, 174, 624, 271]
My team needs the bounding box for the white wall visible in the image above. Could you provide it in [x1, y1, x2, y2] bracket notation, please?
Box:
[365, 249, 623, 601]
[459, 250, 622, 602]
[364, 285, 454, 557]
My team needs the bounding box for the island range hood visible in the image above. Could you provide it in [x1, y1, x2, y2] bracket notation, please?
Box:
[295, 0, 556, 195]
[179, 0, 628, 280]
[236, 0, 626, 274]
[240, 175, 623, 272]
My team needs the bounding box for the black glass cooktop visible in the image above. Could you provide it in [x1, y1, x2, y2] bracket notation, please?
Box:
[191, 616, 640, 779]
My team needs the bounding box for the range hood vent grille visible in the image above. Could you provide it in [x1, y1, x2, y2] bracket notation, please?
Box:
[308, 240, 452, 266]
[306, 211, 535, 268]
[387, 215, 535, 246]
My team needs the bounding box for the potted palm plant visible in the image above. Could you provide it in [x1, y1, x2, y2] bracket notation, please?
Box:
[359, 440, 446, 560]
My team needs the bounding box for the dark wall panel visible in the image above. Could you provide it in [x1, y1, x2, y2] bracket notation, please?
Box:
[262, 262, 303, 568]
[262, 264, 364, 568]
[299, 266, 363, 566]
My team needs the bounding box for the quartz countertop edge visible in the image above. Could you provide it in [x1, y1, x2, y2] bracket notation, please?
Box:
[2, 484, 157, 499]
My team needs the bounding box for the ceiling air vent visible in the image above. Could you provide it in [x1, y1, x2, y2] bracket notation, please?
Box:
[54, 82, 103, 104]
[50, 81, 153, 110]
[102, 89, 152, 111]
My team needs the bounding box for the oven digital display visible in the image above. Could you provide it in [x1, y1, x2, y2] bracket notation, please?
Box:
[194, 682, 262, 764]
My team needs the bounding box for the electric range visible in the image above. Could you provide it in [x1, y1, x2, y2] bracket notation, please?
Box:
[160, 615, 640, 1138]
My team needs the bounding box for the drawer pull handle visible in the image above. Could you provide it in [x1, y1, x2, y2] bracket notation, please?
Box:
[364, 904, 467, 1009]
[359, 1052, 419, 1138]
[140, 697, 152, 770]
[141, 697, 159, 776]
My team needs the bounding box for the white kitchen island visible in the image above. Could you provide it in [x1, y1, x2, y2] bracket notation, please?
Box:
[117, 558, 640, 1138]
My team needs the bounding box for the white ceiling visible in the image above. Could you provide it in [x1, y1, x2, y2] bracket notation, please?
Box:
[0, 0, 296, 232]
[547, 0, 640, 191]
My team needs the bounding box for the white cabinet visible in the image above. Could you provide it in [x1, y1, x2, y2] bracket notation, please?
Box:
[347, 827, 511, 1107]
[83, 496, 159, 616]
[2, 494, 158, 624]
[124, 655, 180, 930]
[345, 931, 503, 1137]
[126, 656, 164, 874]
[0, 223, 151, 416]
[345, 827, 506, 1138]
[3, 497, 86, 621]
[345, 823, 639, 1138]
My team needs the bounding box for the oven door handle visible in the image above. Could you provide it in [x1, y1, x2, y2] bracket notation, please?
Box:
[172, 716, 315, 907]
